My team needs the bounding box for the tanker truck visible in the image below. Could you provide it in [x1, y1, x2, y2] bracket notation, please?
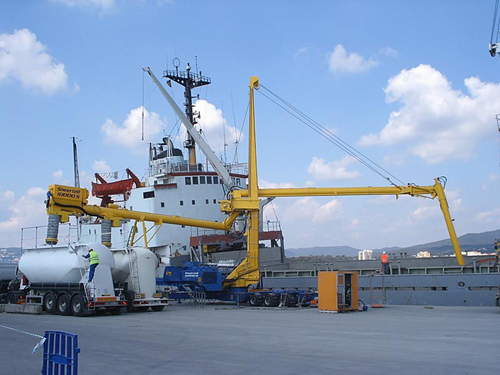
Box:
[10, 240, 167, 316]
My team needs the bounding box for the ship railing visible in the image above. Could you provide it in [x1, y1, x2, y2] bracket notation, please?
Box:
[189, 220, 282, 238]
[260, 263, 500, 278]
[224, 162, 248, 176]
[163, 70, 211, 84]
[20, 223, 78, 251]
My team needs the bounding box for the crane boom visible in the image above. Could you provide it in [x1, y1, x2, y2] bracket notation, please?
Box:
[46, 184, 239, 232]
[142, 67, 235, 190]
[219, 77, 464, 288]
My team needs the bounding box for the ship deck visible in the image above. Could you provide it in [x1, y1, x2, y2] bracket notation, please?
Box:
[1, 303, 498, 374]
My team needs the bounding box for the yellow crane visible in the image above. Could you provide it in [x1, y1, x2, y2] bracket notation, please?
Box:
[45, 72, 464, 291]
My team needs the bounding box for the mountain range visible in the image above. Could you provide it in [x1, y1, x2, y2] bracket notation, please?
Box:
[285, 229, 500, 258]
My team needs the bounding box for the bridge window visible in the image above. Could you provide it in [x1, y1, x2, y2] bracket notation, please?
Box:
[207, 176, 212, 184]
[213, 176, 218, 184]
[206, 199, 209, 204]
[200, 176, 206, 184]
[143, 191, 155, 199]
[213, 199, 217, 204]
[180, 201, 184, 206]
[193, 177, 199, 185]
[185, 177, 191, 185]
[161, 202, 165, 208]
[192, 200, 196, 205]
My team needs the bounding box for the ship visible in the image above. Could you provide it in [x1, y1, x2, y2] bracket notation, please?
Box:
[78, 62, 284, 279]
[11, 61, 500, 307]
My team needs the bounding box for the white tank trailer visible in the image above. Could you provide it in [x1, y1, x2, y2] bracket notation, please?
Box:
[111, 247, 167, 312]
[14, 242, 167, 316]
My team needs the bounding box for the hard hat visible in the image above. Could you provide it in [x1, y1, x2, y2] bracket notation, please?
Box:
[383, 251, 386, 254]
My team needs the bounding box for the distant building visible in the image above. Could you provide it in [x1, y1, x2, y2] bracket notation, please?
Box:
[358, 250, 373, 260]
[417, 251, 431, 258]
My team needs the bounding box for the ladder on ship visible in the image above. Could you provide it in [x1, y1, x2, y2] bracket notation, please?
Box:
[369, 272, 386, 308]
[127, 247, 141, 295]
[70, 243, 96, 311]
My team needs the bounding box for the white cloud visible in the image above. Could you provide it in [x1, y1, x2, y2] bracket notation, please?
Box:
[327, 44, 379, 74]
[307, 156, 361, 181]
[53, 170, 64, 180]
[183, 99, 243, 158]
[482, 172, 500, 191]
[93, 160, 113, 173]
[294, 47, 308, 58]
[410, 205, 440, 221]
[101, 106, 165, 155]
[378, 46, 398, 58]
[0, 29, 70, 95]
[2, 191, 15, 201]
[50, 0, 116, 13]
[359, 64, 500, 163]
[259, 179, 296, 189]
[0, 187, 47, 247]
[475, 207, 500, 223]
[279, 197, 344, 224]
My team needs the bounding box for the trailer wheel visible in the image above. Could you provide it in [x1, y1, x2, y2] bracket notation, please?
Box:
[151, 305, 165, 312]
[71, 294, 86, 317]
[44, 291, 57, 314]
[110, 307, 122, 315]
[249, 294, 259, 306]
[57, 294, 72, 316]
[264, 295, 274, 307]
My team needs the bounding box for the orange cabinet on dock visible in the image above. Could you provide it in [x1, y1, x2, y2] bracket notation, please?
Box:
[318, 271, 358, 312]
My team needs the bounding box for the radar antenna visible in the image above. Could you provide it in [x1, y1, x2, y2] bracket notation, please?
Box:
[163, 58, 211, 168]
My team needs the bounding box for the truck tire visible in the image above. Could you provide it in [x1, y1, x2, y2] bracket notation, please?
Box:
[264, 295, 274, 307]
[151, 305, 165, 312]
[249, 294, 259, 306]
[71, 294, 86, 317]
[110, 307, 122, 315]
[57, 294, 72, 316]
[44, 291, 57, 314]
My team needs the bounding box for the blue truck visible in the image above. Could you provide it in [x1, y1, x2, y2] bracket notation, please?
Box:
[157, 261, 317, 307]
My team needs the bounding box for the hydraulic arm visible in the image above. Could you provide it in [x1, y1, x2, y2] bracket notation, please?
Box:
[218, 76, 464, 289]
[46, 184, 239, 236]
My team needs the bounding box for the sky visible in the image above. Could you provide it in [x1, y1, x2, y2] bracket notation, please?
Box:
[0, 0, 499, 250]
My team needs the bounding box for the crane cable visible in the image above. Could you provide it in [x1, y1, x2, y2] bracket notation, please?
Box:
[257, 84, 406, 187]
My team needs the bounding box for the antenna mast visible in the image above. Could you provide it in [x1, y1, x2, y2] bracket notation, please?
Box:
[72, 137, 80, 188]
[163, 58, 211, 168]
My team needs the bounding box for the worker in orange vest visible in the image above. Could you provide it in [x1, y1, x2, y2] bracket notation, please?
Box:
[381, 251, 389, 274]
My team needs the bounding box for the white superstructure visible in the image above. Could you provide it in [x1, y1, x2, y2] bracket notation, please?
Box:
[79, 138, 248, 273]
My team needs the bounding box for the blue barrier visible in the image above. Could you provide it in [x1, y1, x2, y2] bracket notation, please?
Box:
[42, 331, 80, 375]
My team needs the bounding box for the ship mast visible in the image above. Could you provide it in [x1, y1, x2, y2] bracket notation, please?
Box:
[163, 60, 211, 169]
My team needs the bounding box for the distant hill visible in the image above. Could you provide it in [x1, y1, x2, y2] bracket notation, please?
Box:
[286, 245, 361, 258]
[394, 229, 500, 256]
[285, 229, 499, 258]
[0, 247, 22, 263]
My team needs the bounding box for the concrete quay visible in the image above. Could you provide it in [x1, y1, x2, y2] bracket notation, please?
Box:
[0, 303, 498, 375]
